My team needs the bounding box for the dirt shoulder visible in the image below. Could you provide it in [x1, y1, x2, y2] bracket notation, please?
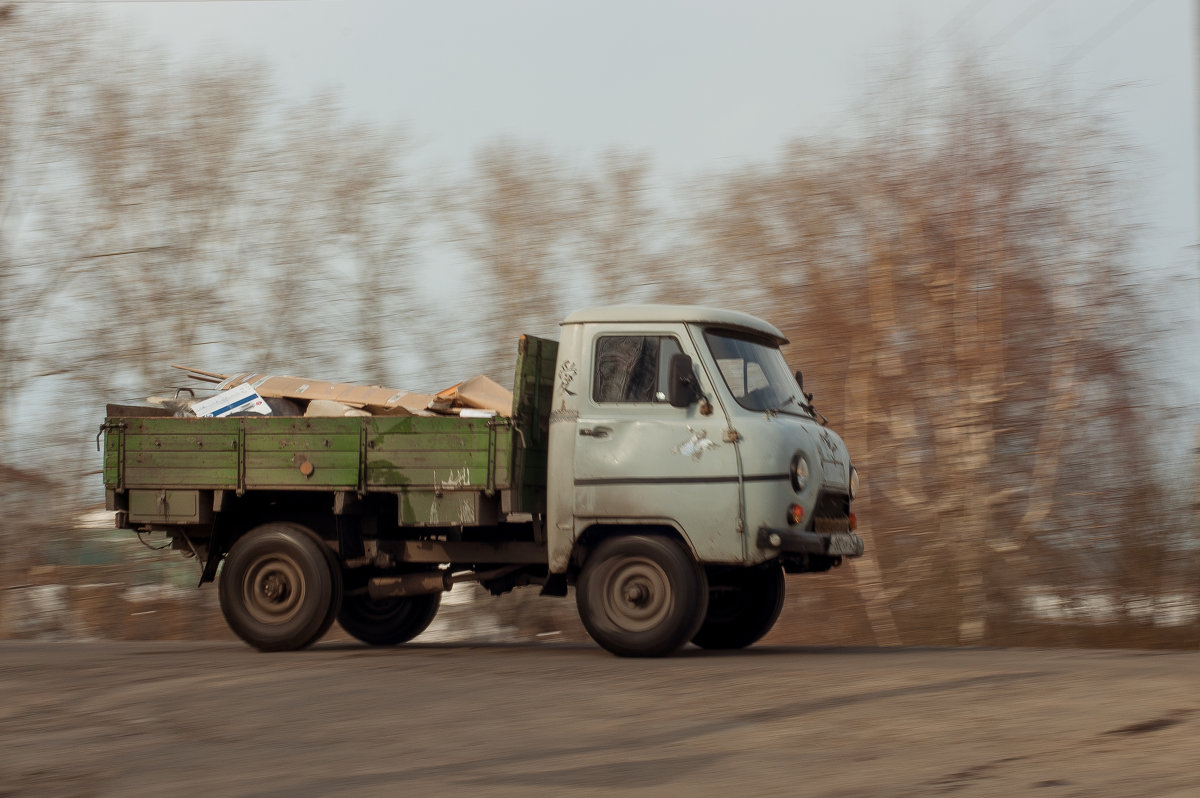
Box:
[0, 642, 1196, 797]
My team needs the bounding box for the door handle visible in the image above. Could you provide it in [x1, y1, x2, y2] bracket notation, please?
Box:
[579, 426, 611, 439]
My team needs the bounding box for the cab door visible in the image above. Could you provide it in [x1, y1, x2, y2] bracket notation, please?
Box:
[571, 323, 745, 562]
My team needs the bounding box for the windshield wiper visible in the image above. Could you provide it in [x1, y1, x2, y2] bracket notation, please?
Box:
[766, 395, 814, 420]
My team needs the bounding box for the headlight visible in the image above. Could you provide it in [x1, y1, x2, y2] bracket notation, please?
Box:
[790, 452, 810, 493]
[849, 465, 860, 500]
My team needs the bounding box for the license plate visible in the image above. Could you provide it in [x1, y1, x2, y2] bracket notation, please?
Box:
[827, 533, 863, 557]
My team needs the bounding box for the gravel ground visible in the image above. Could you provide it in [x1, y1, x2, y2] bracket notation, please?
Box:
[0, 641, 1196, 797]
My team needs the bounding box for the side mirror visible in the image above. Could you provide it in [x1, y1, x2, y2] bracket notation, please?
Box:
[668, 353, 699, 408]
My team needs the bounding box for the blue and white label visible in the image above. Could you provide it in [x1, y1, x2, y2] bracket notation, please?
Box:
[192, 383, 271, 417]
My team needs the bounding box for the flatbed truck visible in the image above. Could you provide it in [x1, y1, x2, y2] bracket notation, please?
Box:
[101, 305, 863, 657]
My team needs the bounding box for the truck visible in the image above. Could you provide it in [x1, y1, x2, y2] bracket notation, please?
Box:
[100, 304, 863, 657]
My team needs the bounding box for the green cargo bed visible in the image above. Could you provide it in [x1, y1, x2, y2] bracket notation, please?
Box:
[102, 334, 558, 528]
[102, 415, 514, 492]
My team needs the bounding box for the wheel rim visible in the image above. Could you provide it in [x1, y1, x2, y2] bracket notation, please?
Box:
[601, 556, 673, 633]
[242, 552, 307, 625]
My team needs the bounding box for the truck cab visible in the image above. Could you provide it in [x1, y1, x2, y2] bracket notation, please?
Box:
[546, 306, 862, 655]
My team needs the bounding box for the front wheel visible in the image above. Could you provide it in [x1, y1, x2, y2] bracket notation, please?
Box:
[337, 592, 441, 646]
[219, 522, 341, 652]
[691, 562, 785, 650]
[576, 535, 708, 658]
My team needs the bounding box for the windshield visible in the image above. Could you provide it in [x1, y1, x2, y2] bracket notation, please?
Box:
[704, 328, 808, 414]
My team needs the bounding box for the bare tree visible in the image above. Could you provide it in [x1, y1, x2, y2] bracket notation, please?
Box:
[694, 56, 1175, 645]
[441, 139, 583, 379]
[2, 4, 1191, 648]
[0, 6, 100, 453]
[575, 150, 682, 304]
[1, 6, 424, 515]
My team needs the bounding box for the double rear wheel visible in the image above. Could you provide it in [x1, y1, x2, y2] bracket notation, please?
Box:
[337, 592, 441, 646]
[219, 523, 444, 650]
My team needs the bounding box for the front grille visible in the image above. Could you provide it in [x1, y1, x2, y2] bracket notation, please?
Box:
[810, 491, 850, 533]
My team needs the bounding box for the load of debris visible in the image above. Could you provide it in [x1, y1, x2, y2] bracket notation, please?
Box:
[144, 365, 513, 419]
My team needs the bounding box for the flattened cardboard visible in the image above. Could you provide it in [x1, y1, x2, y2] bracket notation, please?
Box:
[303, 399, 372, 418]
[453, 374, 513, 415]
[217, 373, 434, 415]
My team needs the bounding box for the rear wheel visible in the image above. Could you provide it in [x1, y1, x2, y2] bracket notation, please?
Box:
[337, 592, 441, 646]
[577, 535, 708, 658]
[219, 522, 341, 652]
[691, 562, 785, 650]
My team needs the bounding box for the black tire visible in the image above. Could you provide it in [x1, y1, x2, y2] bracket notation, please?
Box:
[219, 522, 341, 652]
[576, 534, 708, 658]
[337, 592, 441, 646]
[691, 562, 785, 650]
[312, 526, 345, 644]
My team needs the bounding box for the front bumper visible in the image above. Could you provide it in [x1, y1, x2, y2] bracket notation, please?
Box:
[756, 526, 865, 558]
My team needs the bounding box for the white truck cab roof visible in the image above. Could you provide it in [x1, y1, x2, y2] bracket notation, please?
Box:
[561, 304, 788, 345]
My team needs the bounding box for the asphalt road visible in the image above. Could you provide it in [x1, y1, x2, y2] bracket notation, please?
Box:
[0, 641, 1196, 797]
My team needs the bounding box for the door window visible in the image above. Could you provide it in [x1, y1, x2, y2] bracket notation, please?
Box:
[592, 336, 683, 403]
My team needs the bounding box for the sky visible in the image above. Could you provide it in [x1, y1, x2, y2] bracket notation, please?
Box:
[98, 0, 1198, 394]
[101, 2, 1195, 252]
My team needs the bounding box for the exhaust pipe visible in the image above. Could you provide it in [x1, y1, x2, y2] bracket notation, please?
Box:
[367, 565, 525, 599]
[367, 571, 453, 599]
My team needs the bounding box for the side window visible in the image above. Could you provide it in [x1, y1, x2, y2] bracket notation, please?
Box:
[716, 359, 769, 397]
[593, 335, 683, 403]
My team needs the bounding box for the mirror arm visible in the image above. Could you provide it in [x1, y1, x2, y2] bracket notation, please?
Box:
[682, 374, 713, 416]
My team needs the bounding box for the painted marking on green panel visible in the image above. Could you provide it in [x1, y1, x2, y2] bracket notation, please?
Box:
[399, 491, 480, 525]
[367, 467, 490, 488]
[369, 451, 492, 469]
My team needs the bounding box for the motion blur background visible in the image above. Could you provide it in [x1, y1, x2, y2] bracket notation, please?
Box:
[1, 0, 1197, 647]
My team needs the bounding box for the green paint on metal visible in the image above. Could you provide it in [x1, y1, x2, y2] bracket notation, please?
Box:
[128, 489, 210, 523]
[123, 468, 237, 490]
[399, 490, 490, 526]
[242, 433, 360, 452]
[125, 452, 238, 469]
[102, 376, 536, 519]
[511, 334, 557, 512]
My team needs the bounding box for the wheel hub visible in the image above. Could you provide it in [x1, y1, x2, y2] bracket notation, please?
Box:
[623, 583, 651, 605]
[261, 574, 288, 601]
[242, 553, 306, 625]
[603, 556, 672, 633]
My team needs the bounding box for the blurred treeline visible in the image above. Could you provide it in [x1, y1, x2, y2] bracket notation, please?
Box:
[1, 7, 1195, 646]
